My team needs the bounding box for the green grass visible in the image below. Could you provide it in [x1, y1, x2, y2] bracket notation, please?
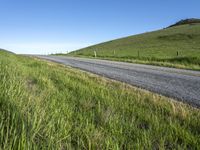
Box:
[67, 23, 200, 70]
[1, 50, 200, 149]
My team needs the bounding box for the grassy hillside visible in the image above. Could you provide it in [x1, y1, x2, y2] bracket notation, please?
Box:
[1, 50, 200, 149]
[0, 48, 14, 54]
[68, 22, 200, 70]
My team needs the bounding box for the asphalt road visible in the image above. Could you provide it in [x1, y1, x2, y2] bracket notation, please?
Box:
[35, 55, 200, 107]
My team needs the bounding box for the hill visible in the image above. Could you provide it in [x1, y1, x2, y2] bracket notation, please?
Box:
[168, 18, 200, 28]
[0, 48, 14, 54]
[68, 19, 200, 70]
[1, 50, 200, 149]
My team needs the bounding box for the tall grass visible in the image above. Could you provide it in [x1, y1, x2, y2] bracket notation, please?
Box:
[0, 50, 200, 149]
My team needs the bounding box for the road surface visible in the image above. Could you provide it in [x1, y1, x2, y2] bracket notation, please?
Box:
[35, 55, 200, 107]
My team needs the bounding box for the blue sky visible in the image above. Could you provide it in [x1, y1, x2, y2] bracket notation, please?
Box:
[0, 0, 199, 54]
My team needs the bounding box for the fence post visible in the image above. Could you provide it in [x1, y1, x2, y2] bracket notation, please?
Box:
[94, 51, 97, 58]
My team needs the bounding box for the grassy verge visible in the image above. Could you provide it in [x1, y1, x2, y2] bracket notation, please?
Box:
[1, 50, 200, 149]
[64, 54, 200, 71]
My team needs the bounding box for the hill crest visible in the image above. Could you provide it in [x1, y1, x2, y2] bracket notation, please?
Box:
[168, 18, 200, 28]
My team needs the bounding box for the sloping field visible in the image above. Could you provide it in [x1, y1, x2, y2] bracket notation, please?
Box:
[68, 22, 200, 70]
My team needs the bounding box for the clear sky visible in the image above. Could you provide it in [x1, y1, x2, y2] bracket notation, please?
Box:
[0, 0, 199, 54]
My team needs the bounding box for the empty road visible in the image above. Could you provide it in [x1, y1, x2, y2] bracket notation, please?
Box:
[35, 55, 200, 107]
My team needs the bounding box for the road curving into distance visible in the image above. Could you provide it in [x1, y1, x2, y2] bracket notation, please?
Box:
[34, 55, 200, 107]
